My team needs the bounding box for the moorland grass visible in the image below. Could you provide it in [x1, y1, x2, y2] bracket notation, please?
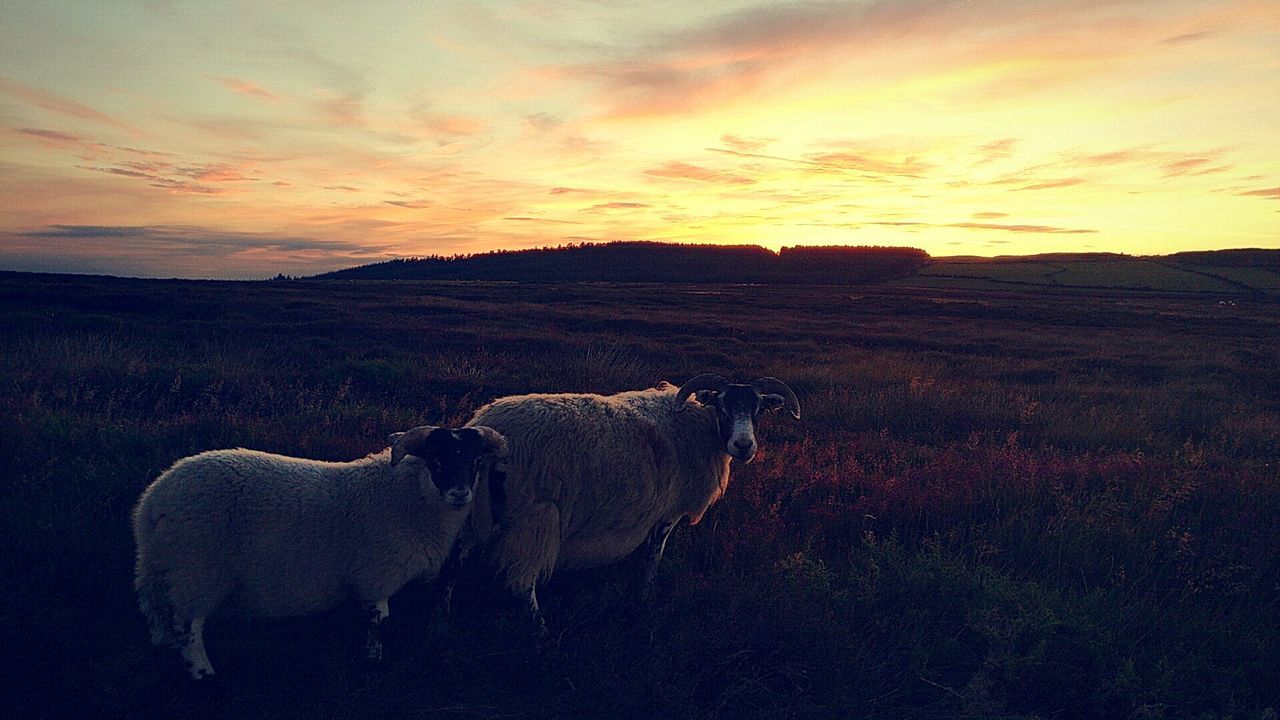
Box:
[1, 272, 1277, 719]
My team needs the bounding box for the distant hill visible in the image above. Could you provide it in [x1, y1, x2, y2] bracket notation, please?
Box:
[315, 241, 930, 285]
[1163, 248, 1280, 269]
[312, 242, 1280, 294]
[893, 248, 1280, 296]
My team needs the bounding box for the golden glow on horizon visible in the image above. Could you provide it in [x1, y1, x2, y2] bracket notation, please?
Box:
[0, 0, 1277, 278]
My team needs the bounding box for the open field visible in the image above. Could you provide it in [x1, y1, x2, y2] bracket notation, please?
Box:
[2, 272, 1278, 719]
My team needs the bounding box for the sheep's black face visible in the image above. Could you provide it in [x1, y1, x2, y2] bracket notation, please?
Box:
[697, 385, 787, 463]
[414, 428, 498, 508]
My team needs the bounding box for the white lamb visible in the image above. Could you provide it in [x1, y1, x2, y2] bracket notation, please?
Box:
[131, 425, 508, 679]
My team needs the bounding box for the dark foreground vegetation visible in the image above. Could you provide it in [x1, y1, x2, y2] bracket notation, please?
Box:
[2, 271, 1278, 719]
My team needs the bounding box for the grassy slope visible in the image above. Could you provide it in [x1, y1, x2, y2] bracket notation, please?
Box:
[1, 273, 1278, 719]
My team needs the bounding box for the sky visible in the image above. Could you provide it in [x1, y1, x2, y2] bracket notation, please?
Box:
[1, 0, 1277, 279]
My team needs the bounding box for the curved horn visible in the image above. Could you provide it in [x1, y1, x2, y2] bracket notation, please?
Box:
[751, 377, 801, 419]
[675, 373, 728, 406]
[467, 425, 510, 459]
[390, 425, 439, 465]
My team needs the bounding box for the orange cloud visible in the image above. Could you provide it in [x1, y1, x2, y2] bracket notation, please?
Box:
[207, 76, 278, 102]
[1013, 178, 1086, 191]
[644, 161, 756, 185]
[0, 75, 135, 132]
[503, 216, 581, 225]
[15, 127, 81, 147]
[803, 151, 931, 177]
[586, 202, 649, 211]
[416, 112, 487, 136]
[1238, 187, 1280, 199]
[975, 138, 1019, 164]
[721, 134, 775, 152]
[948, 222, 1096, 234]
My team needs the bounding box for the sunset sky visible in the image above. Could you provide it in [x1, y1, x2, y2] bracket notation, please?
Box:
[2, 0, 1277, 278]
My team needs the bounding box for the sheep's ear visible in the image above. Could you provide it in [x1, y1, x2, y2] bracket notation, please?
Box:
[388, 432, 405, 446]
[390, 426, 438, 466]
[759, 394, 786, 413]
[467, 426, 509, 459]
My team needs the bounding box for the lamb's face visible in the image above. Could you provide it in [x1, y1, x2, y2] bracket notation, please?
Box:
[390, 426, 510, 508]
[697, 385, 788, 463]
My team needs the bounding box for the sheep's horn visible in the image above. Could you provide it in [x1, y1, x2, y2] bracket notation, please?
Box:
[752, 377, 801, 420]
[467, 425, 510, 459]
[390, 425, 439, 465]
[675, 373, 729, 406]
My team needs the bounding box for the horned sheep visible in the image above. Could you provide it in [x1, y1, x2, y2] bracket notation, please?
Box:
[464, 374, 799, 631]
[131, 425, 508, 679]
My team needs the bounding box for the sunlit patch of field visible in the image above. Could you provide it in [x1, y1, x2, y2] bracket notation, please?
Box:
[2, 271, 1277, 719]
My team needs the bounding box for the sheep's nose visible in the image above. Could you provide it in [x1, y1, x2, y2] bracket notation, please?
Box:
[733, 439, 755, 451]
[444, 487, 473, 507]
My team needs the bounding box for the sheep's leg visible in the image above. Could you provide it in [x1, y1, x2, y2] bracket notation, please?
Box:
[365, 599, 390, 661]
[178, 617, 215, 680]
[639, 518, 681, 601]
[431, 540, 464, 635]
[497, 500, 560, 640]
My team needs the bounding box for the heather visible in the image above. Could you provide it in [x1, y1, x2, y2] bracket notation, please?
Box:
[1, 272, 1276, 719]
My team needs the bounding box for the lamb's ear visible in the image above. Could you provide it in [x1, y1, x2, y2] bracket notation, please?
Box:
[388, 432, 405, 446]
[694, 389, 721, 406]
[390, 426, 439, 466]
[467, 426, 509, 459]
[759, 393, 786, 413]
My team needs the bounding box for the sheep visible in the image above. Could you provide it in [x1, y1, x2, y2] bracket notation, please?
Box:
[131, 425, 508, 679]
[463, 374, 799, 632]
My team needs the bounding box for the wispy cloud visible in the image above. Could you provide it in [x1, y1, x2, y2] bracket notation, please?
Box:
[502, 216, 581, 225]
[0, 75, 136, 132]
[73, 157, 257, 195]
[542, 0, 1252, 118]
[207, 76, 279, 102]
[1238, 186, 1280, 200]
[803, 151, 931, 177]
[947, 222, 1096, 234]
[1161, 158, 1230, 177]
[644, 161, 757, 185]
[585, 202, 650, 211]
[15, 127, 82, 146]
[1, 224, 392, 278]
[975, 138, 1019, 164]
[1160, 29, 1219, 45]
[720, 134, 775, 153]
[1013, 178, 1087, 191]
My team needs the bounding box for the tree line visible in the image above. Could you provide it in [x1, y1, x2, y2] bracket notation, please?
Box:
[316, 241, 931, 284]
